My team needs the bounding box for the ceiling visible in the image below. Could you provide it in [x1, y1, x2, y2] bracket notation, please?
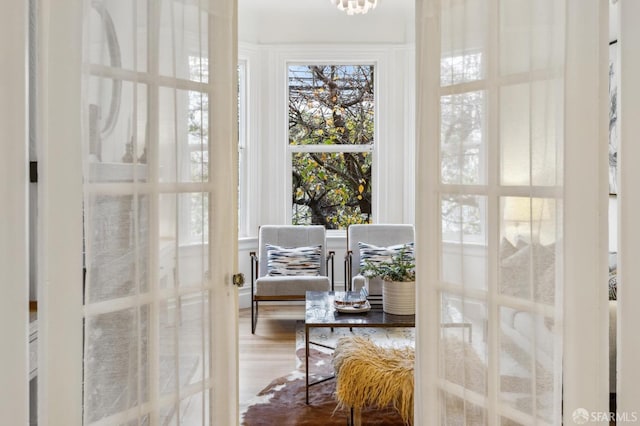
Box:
[239, 0, 414, 14]
[238, 0, 416, 44]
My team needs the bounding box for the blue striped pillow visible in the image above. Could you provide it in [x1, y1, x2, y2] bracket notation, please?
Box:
[358, 241, 414, 270]
[266, 244, 322, 276]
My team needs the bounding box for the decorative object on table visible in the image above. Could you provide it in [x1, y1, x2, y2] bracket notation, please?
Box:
[333, 288, 370, 313]
[333, 301, 371, 313]
[361, 246, 415, 315]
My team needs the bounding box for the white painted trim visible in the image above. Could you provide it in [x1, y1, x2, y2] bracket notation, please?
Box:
[239, 43, 262, 238]
[37, 0, 84, 424]
[617, 0, 640, 413]
[208, 1, 239, 424]
[289, 144, 374, 153]
[415, 0, 440, 423]
[562, 0, 610, 422]
[400, 45, 417, 224]
[0, 1, 29, 424]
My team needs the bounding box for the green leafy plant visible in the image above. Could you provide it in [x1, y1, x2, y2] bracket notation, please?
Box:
[360, 247, 415, 282]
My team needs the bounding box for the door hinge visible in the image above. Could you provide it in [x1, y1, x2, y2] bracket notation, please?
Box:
[30, 161, 38, 183]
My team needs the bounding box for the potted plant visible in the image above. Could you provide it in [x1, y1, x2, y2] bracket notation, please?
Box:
[360, 247, 416, 315]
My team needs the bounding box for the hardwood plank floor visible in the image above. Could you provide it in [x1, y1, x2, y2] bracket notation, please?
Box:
[238, 304, 306, 413]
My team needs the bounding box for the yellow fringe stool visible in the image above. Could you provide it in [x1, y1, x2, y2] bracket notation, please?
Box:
[333, 336, 415, 425]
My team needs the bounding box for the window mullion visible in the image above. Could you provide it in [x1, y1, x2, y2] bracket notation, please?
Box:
[288, 144, 373, 154]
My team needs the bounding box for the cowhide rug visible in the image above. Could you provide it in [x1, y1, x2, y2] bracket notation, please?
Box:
[241, 348, 406, 425]
[241, 325, 413, 425]
[240, 323, 548, 425]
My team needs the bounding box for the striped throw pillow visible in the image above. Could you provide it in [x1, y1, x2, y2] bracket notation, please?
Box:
[266, 244, 322, 276]
[358, 241, 414, 270]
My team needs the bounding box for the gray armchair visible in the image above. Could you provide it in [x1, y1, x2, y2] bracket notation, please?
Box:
[250, 225, 334, 334]
[345, 224, 415, 298]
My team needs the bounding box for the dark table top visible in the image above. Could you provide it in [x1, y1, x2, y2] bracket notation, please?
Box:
[305, 291, 415, 328]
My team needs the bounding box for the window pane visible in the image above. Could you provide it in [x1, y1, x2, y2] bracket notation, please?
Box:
[440, 293, 488, 424]
[158, 88, 209, 183]
[499, 307, 556, 423]
[188, 90, 209, 183]
[84, 306, 149, 423]
[441, 195, 487, 289]
[87, 0, 147, 72]
[440, 52, 484, 87]
[85, 194, 149, 303]
[288, 65, 374, 146]
[500, 82, 559, 187]
[440, 0, 487, 86]
[441, 194, 486, 243]
[159, 0, 208, 82]
[292, 152, 372, 230]
[441, 91, 486, 185]
[499, 197, 557, 304]
[86, 79, 148, 181]
[500, 0, 561, 76]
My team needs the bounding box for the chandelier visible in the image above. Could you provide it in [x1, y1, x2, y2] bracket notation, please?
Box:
[330, 0, 378, 15]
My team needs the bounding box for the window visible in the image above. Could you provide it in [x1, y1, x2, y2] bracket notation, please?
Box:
[186, 56, 209, 242]
[439, 52, 486, 243]
[288, 64, 374, 230]
[238, 60, 248, 237]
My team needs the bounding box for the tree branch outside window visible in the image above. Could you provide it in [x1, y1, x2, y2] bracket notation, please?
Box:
[289, 64, 374, 230]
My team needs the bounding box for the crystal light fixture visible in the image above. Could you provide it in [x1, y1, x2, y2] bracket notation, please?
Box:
[330, 0, 378, 15]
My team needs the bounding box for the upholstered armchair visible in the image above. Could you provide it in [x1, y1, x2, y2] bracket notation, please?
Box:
[345, 224, 415, 298]
[250, 225, 334, 334]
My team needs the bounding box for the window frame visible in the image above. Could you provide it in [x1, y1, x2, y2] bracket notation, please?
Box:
[285, 61, 378, 231]
[237, 59, 249, 237]
[439, 50, 489, 245]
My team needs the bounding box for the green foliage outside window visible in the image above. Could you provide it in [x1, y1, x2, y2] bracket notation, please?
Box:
[289, 65, 374, 229]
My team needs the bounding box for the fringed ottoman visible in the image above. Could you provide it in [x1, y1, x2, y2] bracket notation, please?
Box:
[333, 336, 415, 425]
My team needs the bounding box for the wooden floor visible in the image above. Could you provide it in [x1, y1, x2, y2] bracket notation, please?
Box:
[238, 304, 306, 413]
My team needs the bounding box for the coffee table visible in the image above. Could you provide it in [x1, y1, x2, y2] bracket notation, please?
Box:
[304, 290, 416, 404]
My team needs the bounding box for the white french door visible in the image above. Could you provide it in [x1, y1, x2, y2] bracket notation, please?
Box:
[416, 0, 608, 424]
[40, 0, 238, 424]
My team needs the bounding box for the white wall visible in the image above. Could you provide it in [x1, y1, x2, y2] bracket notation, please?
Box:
[239, 0, 414, 45]
[0, 1, 29, 423]
[236, 42, 416, 308]
[236, 1, 417, 308]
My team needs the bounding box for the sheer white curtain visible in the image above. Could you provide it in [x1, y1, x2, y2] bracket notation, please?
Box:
[81, 0, 231, 424]
[416, 0, 608, 424]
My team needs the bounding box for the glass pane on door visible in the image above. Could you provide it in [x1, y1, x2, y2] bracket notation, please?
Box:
[81, 0, 234, 423]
